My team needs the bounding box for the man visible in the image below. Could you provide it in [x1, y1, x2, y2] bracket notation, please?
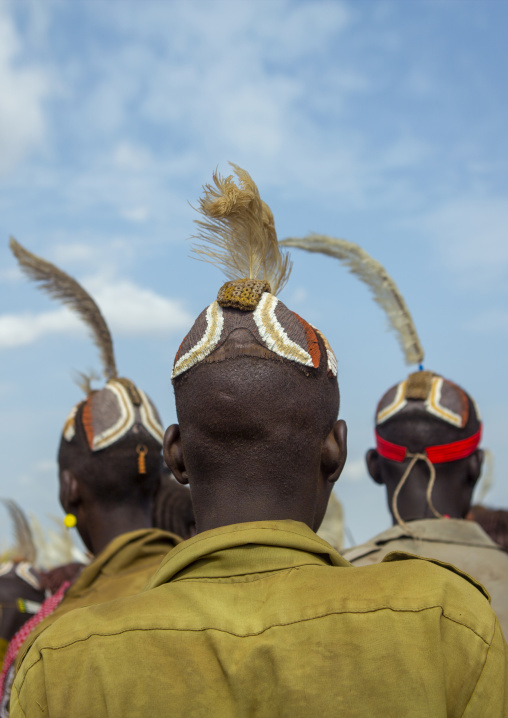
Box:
[11, 167, 508, 717]
[343, 369, 508, 635]
[5, 242, 181, 690]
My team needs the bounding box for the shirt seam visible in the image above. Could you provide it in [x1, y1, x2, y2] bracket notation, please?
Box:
[461, 623, 496, 715]
[11, 675, 28, 716]
[17, 603, 490, 692]
[172, 565, 325, 584]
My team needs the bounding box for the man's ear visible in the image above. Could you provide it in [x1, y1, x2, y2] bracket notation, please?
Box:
[59, 469, 81, 513]
[466, 448, 484, 488]
[366, 449, 384, 485]
[163, 424, 188, 485]
[321, 420, 347, 484]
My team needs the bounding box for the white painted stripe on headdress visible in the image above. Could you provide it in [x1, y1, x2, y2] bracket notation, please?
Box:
[62, 403, 78, 442]
[15, 562, 41, 590]
[0, 562, 14, 577]
[92, 381, 135, 450]
[138, 388, 164, 445]
[376, 380, 408, 424]
[21, 599, 43, 614]
[313, 326, 338, 377]
[425, 377, 463, 427]
[253, 293, 313, 367]
[172, 301, 224, 379]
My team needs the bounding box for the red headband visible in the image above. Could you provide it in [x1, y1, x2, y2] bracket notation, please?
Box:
[375, 425, 482, 465]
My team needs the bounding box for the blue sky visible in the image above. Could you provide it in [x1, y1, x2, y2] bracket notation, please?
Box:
[0, 0, 507, 548]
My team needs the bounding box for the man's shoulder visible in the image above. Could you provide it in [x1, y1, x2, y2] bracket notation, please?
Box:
[16, 541, 499, 678]
[338, 549, 496, 641]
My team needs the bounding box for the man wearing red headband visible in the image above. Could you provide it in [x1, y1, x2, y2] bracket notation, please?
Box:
[344, 370, 508, 634]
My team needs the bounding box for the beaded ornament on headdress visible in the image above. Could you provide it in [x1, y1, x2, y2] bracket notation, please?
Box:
[9, 238, 163, 462]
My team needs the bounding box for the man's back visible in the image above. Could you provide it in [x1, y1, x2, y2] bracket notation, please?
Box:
[11, 521, 508, 718]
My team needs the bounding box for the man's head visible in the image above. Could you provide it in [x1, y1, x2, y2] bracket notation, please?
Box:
[58, 380, 164, 551]
[165, 329, 346, 533]
[10, 239, 166, 550]
[164, 165, 347, 533]
[366, 370, 483, 524]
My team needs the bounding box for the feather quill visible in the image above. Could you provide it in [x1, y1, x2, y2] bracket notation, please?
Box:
[280, 234, 424, 366]
[10, 237, 117, 381]
[1, 498, 36, 564]
[190, 163, 292, 295]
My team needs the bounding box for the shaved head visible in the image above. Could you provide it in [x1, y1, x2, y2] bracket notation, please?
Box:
[368, 392, 483, 522]
[167, 331, 346, 532]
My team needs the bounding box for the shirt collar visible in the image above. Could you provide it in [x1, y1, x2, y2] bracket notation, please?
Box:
[69, 528, 179, 595]
[146, 520, 351, 589]
[369, 518, 501, 549]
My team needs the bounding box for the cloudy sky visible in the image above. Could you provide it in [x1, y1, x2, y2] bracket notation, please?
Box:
[0, 0, 507, 549]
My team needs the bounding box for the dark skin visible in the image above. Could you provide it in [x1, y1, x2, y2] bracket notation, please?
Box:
[59, 469, 154, 555]
[164, 331, 347, 534]
[366, 406, 483, 523]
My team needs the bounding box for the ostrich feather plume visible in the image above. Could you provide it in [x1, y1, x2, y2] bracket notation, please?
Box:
[190, 163, 292, 295]
[1, 498, 36, 564]
[10, 237, 117, 381]
[280, 234, 424, 366]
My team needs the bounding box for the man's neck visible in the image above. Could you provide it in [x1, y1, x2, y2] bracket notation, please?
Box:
[86, 504, 152, 555]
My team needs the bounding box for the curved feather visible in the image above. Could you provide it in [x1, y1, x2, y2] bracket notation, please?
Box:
[280, 234, 424, 366]
[10, 237, 117, 380]
[190, 163, 292, 295]
[1, 498, 36, 564]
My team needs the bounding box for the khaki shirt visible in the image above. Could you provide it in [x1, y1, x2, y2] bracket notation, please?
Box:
[12, 520, 508, 718]
[343, 518, 508, 637]
[16, 528, 180, 670]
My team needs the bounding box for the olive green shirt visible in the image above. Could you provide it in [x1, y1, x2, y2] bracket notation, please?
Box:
[15, 528, 180, 671]
[11, 520, 508, 717]
[343, 518, 508, 637]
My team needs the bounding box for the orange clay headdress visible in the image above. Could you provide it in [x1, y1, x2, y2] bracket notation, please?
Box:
[171, 164, 337, 380]
[9, 239, 163, 467]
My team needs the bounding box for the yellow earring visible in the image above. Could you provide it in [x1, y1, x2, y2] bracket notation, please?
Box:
[63, 513, 77, 529]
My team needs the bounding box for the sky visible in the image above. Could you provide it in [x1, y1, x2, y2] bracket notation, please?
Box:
[0, 0, 507, 550]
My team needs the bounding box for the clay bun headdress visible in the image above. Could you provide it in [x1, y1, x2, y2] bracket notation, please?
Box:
[9, 239, 163, 464]
[172, 164, 337, 380]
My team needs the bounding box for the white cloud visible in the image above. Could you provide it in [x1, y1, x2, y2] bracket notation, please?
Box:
[0, 3, 53, 175]
[466, 309, 508, 335]
[120, 206, 149, 223]
[113, 142, 152, 172]
[34, 458, 57, 473]
[0, 278, 193, 349]
[422, 196, 508, 287]
[0, 308, 80, 348]
[92, 279, 193, 335]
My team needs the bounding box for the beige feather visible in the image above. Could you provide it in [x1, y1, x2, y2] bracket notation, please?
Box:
[280, 234, 424, 366]
[190, 163, 292, 295]
[1, 498, 36, 564]
[10, 237, 117, 381]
